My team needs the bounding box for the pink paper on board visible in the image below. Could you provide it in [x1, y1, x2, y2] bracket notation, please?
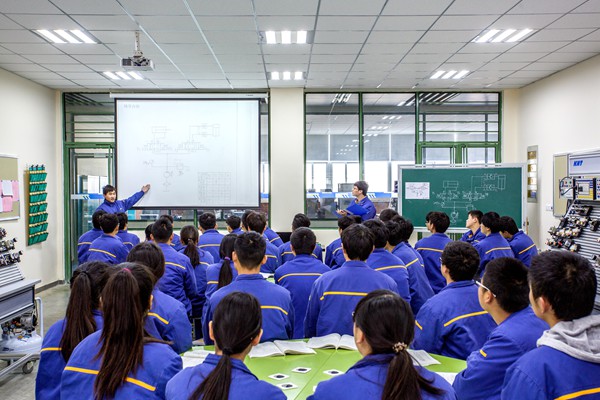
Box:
[2, 196, 13, 212]
[11, 181, 19, 202]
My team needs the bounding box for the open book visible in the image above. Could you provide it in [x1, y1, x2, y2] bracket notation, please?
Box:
[407, 349, 441, 367]
[181, 349, 214, 369]
[306, 334, 358, 351]
[248, 340, 316, 358]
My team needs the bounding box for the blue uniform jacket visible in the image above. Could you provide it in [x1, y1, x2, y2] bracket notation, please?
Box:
[35, 311, 103, 400]
[392, 242, 434, 315]
[325, 237, 344, 269]
[156, 242, 199, 316]
[308, 353, 456, 400]
[507, 231, 537, 267]
[166, 353, 286, 400]
[274, 254, 331, 339]
[277, 241, 323, 264]
[231, 227, 243, 235]
[366, 248, 411, 303]
[198, 229, 224, 262]
[205, 261, 239, 300]
[170, 233, 185, 252]
[116, 230, 140, 251]
[264, 226, 284, 247]
[473, 233, 514, 275]
[305, 260, 398, 337]
[415, 233, 453, 293]
[61, 331, 182, 400]
[453, 307, 548, 400]
[262, 238, 281, 274]
[347, 196, 376, 221]
[460, 228, 486, 243]
[77, 228, 103, 264]
[145, 289, 192, 355]
[203, 274, 294, 345]
[86, 233, 129, 265]
[413, 280, 496, 360]
[179, 247, 214, 317]
[95, 190, 144, 214]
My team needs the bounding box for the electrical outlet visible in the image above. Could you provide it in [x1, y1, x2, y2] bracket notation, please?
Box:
[546, 203, 553, 212]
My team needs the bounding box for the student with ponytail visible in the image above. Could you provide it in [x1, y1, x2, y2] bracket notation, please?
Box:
[310, 290, 455, 400]
[61, 263, 182, 399]
[166, 292, 286, 400]
[180, 225, 213, 315]
[36, 261, 115, 400]
[205, 233, 238, 300]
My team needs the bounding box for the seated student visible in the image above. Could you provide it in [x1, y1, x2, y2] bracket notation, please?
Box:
[413, 241, 496, 360]
[205, 234, 239, 301]
[61, 264, 182, 399]
[337, 180, 376, 221]
[453, 257, 548, 400]
[275, 227, 330, 339]
[116, 212, 141, 251]
[473, 212, 514, 275]
[77, 209, 106, 264]
[245, 211, 280, 274]
[203, 232, 294, 344]
[460, 210, 486, 244]
[310, 290, 455, 400]
[87, 213, 129, 264]
[95, 183, 150, 214]
[415, 211, 453, 293]
[502, 252, 600, 400]
[378, 208, 399, 222]
[127, 242, 192, 354]
[264, 224, 284, 247]
[499, 216, 537, 267]
[385, 218, 433, 315]
[36, 261, 115, 400]
[180, 225, 214, 316]
[145, 223, 153, 241]
[152, 216, 200, 317]
[162, 214, 184, 251]
[166, 292, 286, 400]
[198, 212, 225, 262]
[363, 219, 411, 303]
[325, 215, 361, 269]
[305, 224, 398, 337]
[278, 213, 323, 264]
[225, 215, 243, 234]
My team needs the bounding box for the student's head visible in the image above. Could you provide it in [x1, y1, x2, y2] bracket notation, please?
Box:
[225, 215, 241, 232]
[441, 241, 480, 282]
[379, 208, 399, 222]
[181, 225, 201, 267]
[529, 251, 597, 323]
[290, 227, 317, 255]
[337, 215, 360, 233]
[363, 219, 389, 249]
[116, 212, 128, 231]
[352, 180, 369, 197]
[480, 212, 502, 234]
[99, 213, 120, 234]
[217, 234, 238, 289]
[102, 184, 116, 202]
[479, 257, 529, 314]
[426, 211, 450, 233]
[144, 223, 153, 241]
[61, 261, 116, 361]
[352, 290, 444, 400]
[245, 211, 267, 234]
[91, 210, 107, 229]
[389, 217, 414, 244]
[192, 292, 262, 400]
[291, 213, 311, 230]
[241, 210, 253, 231]
[95, 263, 156, 400]
[233, 232, 266, 270]
[127, 241, 165, 281]
[466, 210, 483, 229]
[161, 214, 175, 223]
[499, 216, 519, 239]
[199, 212, 217, 231]
[342, 224, 375, 261]
[151, 216, 173, 243]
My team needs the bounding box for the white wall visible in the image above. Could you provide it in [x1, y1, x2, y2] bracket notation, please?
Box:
[0, 68, 62, 287]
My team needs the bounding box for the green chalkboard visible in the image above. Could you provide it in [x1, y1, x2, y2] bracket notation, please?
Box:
[398, 165, 525, 230]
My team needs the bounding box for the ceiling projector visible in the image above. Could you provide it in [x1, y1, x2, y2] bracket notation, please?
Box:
[121, 31, 154, 71]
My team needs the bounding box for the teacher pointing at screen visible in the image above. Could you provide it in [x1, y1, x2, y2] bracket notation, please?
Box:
[338, 180, 376, 221]
[95, 183, 150, 214]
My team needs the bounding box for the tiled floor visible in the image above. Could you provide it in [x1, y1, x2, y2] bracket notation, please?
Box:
[0, 284, 70, 399]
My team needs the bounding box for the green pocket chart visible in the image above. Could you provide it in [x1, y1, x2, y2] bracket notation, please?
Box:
[27, 165, 49, 245]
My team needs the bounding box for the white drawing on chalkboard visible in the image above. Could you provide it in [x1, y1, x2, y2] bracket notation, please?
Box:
[190, 124, 220, 138]
[198, 172, 232, 204]
[405, 182, 430, 200]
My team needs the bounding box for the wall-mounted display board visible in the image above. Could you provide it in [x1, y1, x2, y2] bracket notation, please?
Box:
[0, 154, 20, 221]
[398, 165, 526, 230]
[553, 154, 569, 217]
[26, 165, 48, 245]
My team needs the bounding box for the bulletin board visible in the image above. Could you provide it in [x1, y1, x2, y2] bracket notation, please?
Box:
[0, 154, 20, 221]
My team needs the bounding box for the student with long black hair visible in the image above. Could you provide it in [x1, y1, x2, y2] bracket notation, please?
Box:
[180, 225, 213, 315]
[166, 292, 286, 400]
[61, 263, 182, 399]
[205, 233, 238, 300]
[36, 261, 115, 400]
[310, 290, 455, 400]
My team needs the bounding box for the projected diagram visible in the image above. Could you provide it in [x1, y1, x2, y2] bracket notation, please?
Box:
[433, 173, 507, 223]
[198, 172, 232, 204]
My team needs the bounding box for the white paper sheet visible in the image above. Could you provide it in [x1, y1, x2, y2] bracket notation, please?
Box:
[405, 182, 430, 200]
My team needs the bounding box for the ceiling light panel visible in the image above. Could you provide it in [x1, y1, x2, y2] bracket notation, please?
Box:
[35, 29, 96, 44]
[474, 28, 534, 43]
[260, 31, 313, 44]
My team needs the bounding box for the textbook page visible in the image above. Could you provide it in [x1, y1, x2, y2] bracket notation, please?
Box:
[181, 349, 214, 369]
[338, 335, 358, 351]
[273, 340, 316, 355]
[249, 342, 285, 358]
[437, 372, 458, 385]
[408, 349, 441, 367]
[307, 333, 342, 349]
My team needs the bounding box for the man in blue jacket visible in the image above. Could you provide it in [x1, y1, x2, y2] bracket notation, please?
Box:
[116, 212, 140, 251]
[278, 213, 323, 264]
[473, 212, 514, 275]
[245, 211, 280, 274]
[337, 180, 376, 221]
[499, 216, 537, 267]
[198, 212, 224, 261]
[77, 209, 106, 264]
[502, 251, 600, 400]
[453, 257, 548, 399]
[325, 215, 361, 270]
[415, 211, 453, 293]
[86, 213, 129, 265]
[460, 210, 486, 243]
[95, 183, 150, 213]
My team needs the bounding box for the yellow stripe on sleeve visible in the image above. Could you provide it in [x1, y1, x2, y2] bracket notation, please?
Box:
[277, 273, 323, 283]
[555, 387, 600, 400]
[479, 349, 487, 357]
[405, 258, 419, 267]
[319, 291, 368, 301]
[375, 265, 407, 271]
[165, 262, 186, 270]
[207, 280, 218, 285]
[416, 247, 444, 253]
[40, 347, 62, 352]
[88, 249, 116, 258]
[415, 321, 423, 330]
[147, 312, 169, 325]
[518, 244, 536, 254]
[261, 305, 289, 315]
[64, 366, 156, 392]
[443, 311, 489, 327]
[485, 247, 512, 255]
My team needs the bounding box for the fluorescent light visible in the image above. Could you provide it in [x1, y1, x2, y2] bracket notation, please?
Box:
[442, 70, 457, 79]
[453, 70, 469, 79]
[397, 101, 405, 106]
[36, 29, 65, 43]
[294, 71, 303, 80]
[271, 71, 280, 80]
[54, 30, 79, 43]
[103, 71, 120, 80]
[71, 30, 95, 43]
[116, 71, 131, 80]
[265, 31, 277, 44]
[282, 71, 291, 80]
[492, 29, 516, 43]
[382, 116, 389, 119]
[296, 30, 307, 44]
[506, 29, 533, 43]
[475, 29, 501, 43]
[281, 31, 292, 44]
[128, 71, 144, 80]
[430, 71, 445, 79]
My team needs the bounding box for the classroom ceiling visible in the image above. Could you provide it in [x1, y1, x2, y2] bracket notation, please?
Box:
[1, 0, 600, 91]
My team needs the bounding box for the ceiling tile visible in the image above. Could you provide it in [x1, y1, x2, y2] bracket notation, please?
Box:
[47, 63, 95, 72]
[360, 43, 412, 54]
[202, 30, 259, 44]
[1, 63, 47, 72]
[313, 30, 370, 43]
[256, 16, 315, 30]
[316, 16, 377, 31]
[117, 0, 189, 16]
[581, 29, 600, 41]
[446, 53, 499, 63]
[88, 30, 136, 44]
[253, 0, 319, 16]
[367, 30, 426, 43]
[508, 41, 570, 53]
[574, 1, 600, 13]
[383, 0, 453, 16]
[373, 16, 438, 31]
[69, 54, 120, 64]
[308, 63, 351, 71]
[50, 0, 125, 14]
[411, 42, 464, 54]
[319, 0, 386, 15]
[548, 13, 600, 29]
[310, 54, 358, 63]
[538, 52, 596, 62]
[263, 54, 310, 64]
[311, 43, 364, 54]
[521, 61, 574, 70]
[509, 0, 588, 14]
[556, 41, 600, 52]
[190, 80, 235, 89]
[25, 54, 79, 63]
[0, 30, 46, 43]
[493, 52, 546, 62]
[189, 0, 255, 15]
[431, 15, 499, 31]
[445, 0, 520, 15]
[2, 43, 63, 54]
[491, 14, 562, 29]
[419, 30, 481, 43]
[135, 16, 198, 31]
[528, 28, 595, 41]
[70, 15, 139, 31]
[0, 0, 62, 14]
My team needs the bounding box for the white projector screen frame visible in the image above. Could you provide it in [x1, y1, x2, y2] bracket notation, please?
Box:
[115, 98, 260, 208]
